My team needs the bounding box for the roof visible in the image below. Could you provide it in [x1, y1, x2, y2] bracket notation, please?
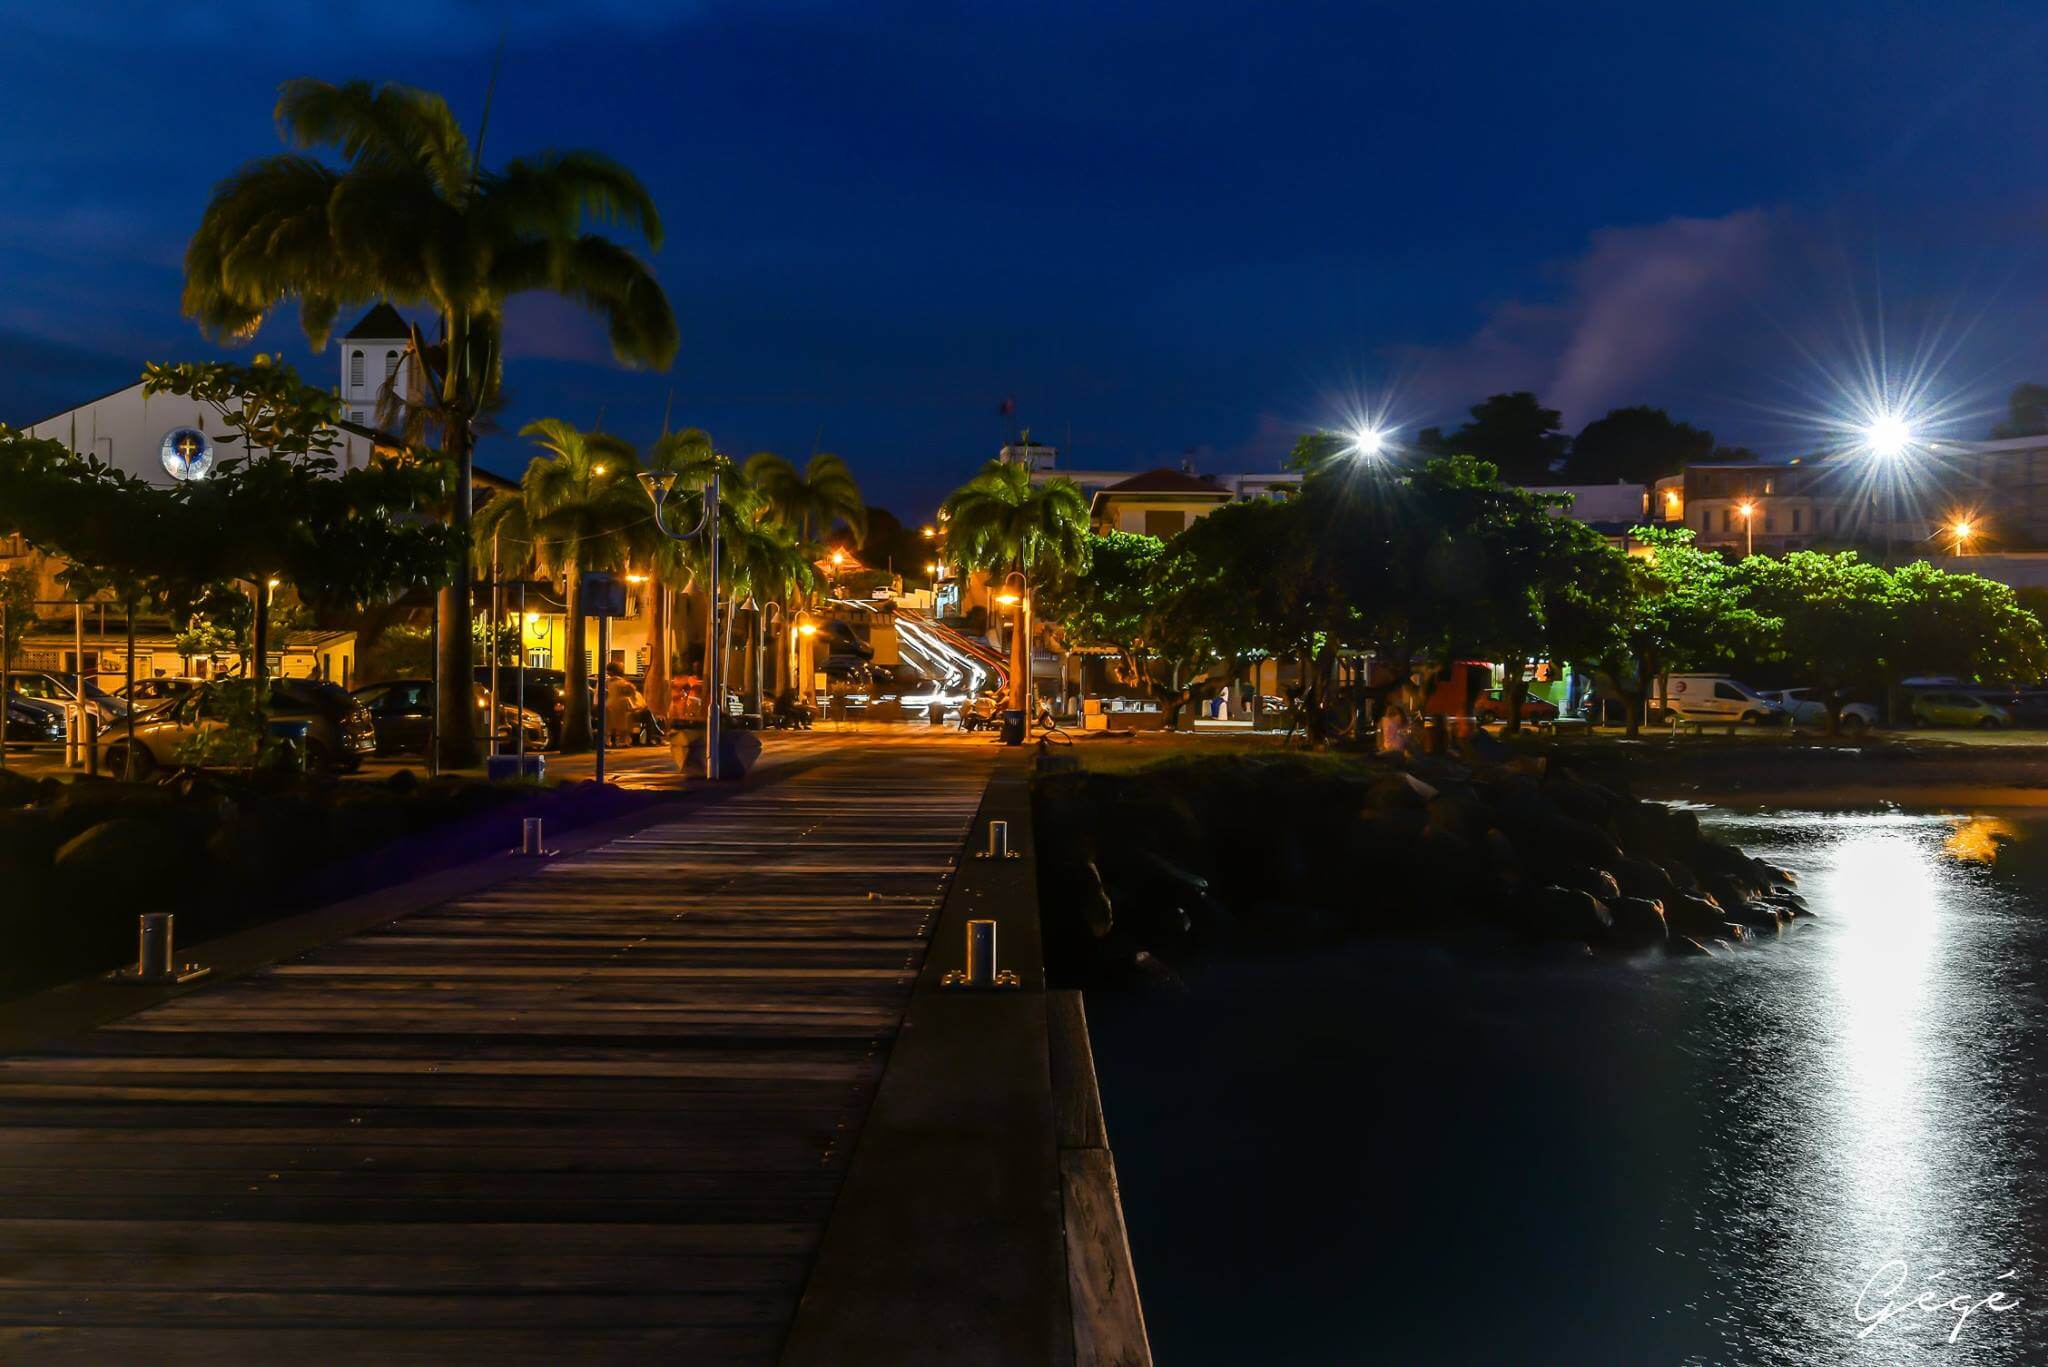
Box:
[343, 303, 410, 341]
[1094, 468, 1231, 497]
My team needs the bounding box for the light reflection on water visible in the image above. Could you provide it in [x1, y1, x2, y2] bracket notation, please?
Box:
[1089, 807, 2048, 1364]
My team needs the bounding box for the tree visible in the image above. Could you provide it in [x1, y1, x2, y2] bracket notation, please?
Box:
[474, 420, 644, 753]
[941, 460, 1089, 714]
[1037, 530, 1167, 697]
[1415, 392, 1571, 484]
[744, 451, 867, 545]
[1587, 526, 1775, 736]
[1738, 550, 1895, 735]
[1889, 561, 2047, 687]
[184, 77, 678, 767]
[1992, 383, 2048, 440]
[0, 565, 36, 669]
[1562, 406, 1715, 484]
[640, 427, 719, 712]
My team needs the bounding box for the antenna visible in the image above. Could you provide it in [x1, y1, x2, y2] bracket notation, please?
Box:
[661, 388, 674, 437]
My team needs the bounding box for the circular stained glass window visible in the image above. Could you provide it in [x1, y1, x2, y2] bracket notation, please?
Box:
[160, 427, 214, 481]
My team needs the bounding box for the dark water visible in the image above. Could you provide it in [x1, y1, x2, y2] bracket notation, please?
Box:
[1088, 809, 2048, 1364]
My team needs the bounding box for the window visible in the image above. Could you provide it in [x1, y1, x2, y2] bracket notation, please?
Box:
[1765, 512, 1776, 532]
[1714, 683, 1747, 701]
[349, 350, 365, 386]
[1143, 509, 1186, 537]
[1699, 510, 1711, 531]
[385, 350, 400, 380]
[1721, 509, 1732, 532]
[350, 411, 365, 425]
[1791, 509, 1804, 532]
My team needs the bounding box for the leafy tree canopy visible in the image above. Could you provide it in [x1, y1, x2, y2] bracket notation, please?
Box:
[1415, 392, 1570, 484]
[1562, 405, 1715, 484]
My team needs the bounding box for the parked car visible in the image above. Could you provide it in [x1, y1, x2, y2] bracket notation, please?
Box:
[1657, 674, 1783, 724]
[471, 667, 596, 749]
[1970, 688, 2048, 727]
[8, 671, 131, 725]
[1909, 690, 2012, 729]
[118, 676, 202, 715]
[1758, 688, 1878, 735]
[1475, 689, 1559, 722]
[106, 678, 377, 776]
[4, 695, 64, 745]
[354, 678, 550, 755]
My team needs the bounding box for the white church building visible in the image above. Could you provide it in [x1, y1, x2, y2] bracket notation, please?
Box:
[19, 303, 418, 484]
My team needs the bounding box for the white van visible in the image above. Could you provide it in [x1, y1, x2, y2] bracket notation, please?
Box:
[1657, 674, 1783, 724]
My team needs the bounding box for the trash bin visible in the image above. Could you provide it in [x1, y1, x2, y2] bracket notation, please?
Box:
[928, 701, 946, 726]
[1000, 709, 1026, 745]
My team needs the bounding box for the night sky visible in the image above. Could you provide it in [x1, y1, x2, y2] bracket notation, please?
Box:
[3, 1, 2047, 515]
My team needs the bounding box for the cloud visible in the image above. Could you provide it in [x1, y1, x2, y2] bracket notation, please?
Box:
[1399, 209, 1774, 428]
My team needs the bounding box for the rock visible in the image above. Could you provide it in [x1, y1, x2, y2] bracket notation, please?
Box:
[1365, 771, 1438, 812]
[1610, 854, 1676, 903]
[0, 769, 38, 809]
[1608, 895, 1669, 945]
[1560, 866, 1623, 902]
[1523, 884, 1612, 939]
[1719, 923, 1755, 945]
[1666, 935, 1716, 957]
[1130, 950, 1186, 991]
[1665, 893, 1727, 938]
[1080, 861, 1115, 938]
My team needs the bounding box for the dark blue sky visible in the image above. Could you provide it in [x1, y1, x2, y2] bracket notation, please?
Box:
[4, 1, 2047, 514]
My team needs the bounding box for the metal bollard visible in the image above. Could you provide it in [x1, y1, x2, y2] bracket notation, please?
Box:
[516, 816, 557, 857]
[975, 819, 1022, 860]
[138, 913, 171, 979]
[942, 918, 1019, 989]
[110, 912, 210, 985]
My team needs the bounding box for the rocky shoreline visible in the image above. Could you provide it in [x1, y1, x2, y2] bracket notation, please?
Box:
[1033, 751, 1808, 986]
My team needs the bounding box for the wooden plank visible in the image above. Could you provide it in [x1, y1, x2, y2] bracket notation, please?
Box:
[1060, 1148, 1153, 1367]
[1047, 990, 1108, 1152]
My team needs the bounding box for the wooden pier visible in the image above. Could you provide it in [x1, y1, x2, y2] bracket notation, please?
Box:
[0, 733, 997, 1363]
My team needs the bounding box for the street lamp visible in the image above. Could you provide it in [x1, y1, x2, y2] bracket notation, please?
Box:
[1736, 500, 1755, 557]
[640, 466, 724, 779]
[1861, 410, 1917, 565]
[1951, 519, 1975, 556]
[795, 618, 819, 709]
[1348, 427, 1389, 460]
[997, 570, 1029, 744]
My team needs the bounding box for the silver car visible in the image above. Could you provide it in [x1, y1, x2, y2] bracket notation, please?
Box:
[1760, 688, 1878, 735]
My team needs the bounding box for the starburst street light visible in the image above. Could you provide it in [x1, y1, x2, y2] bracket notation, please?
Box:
[1736, 500, 1756, 557]
[1861, 412, 1915, 461]
[1349, 426, 1389, 460]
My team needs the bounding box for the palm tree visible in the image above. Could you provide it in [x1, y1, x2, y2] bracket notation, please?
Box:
[721, 519, 819, 708]
[941, 459, 1090, 717]
[475, 420, 645, 753]
[744, 451, 867, 545]
[639, 427, 718, 715]
[183, 78, 678, 767]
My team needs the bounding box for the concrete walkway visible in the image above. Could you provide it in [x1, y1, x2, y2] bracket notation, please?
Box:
[0, 731, 998, 1363]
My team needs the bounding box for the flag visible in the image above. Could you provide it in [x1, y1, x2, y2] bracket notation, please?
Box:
[998, 396, 1015, 416]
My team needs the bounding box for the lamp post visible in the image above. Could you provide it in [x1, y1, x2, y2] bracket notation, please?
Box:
[1736, 500, 1755, 558]
[996, 570, 1029, 744]
[1951, 519, 1975, 557]
[640, 466, 723, 780]
[1862, 412, 1914, 567]
[796, 619, 819, 707]
[749, 598, 782, 720]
